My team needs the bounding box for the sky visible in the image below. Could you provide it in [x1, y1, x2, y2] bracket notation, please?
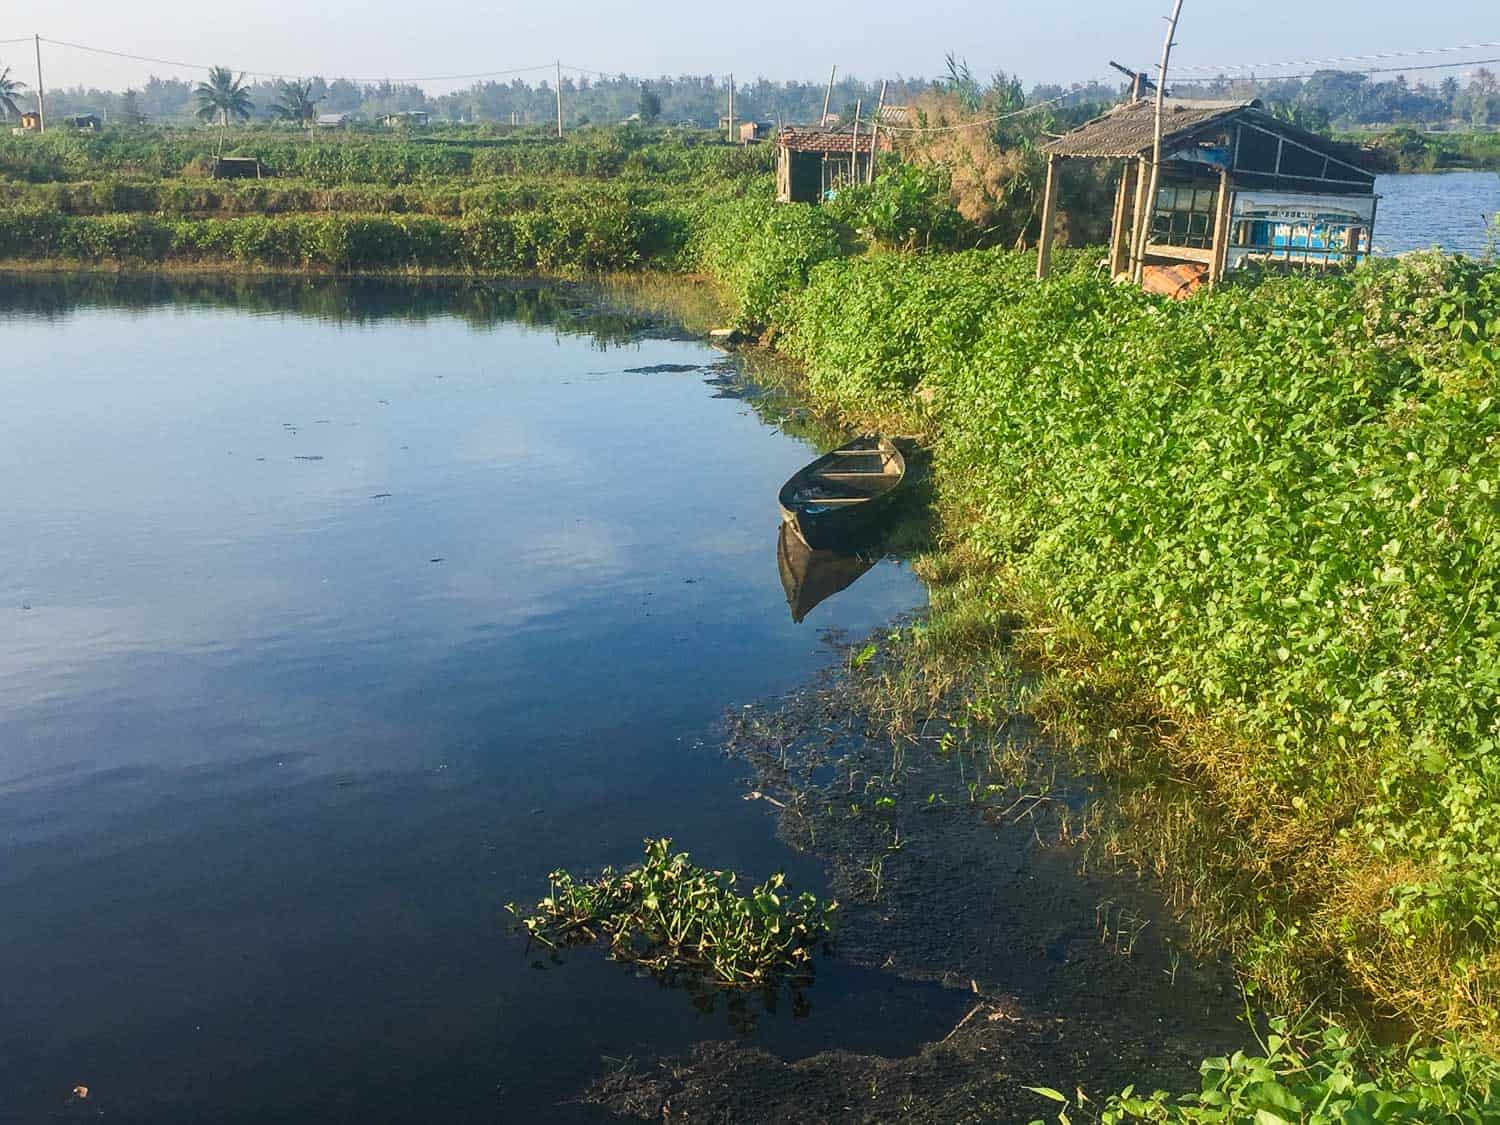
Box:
[6, 0, 1499, 95]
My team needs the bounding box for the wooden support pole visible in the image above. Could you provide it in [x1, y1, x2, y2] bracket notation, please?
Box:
[555, 61, 563, 138]
[1109, 160, 1134, 278]
[868, 80, 888, 185]
[1132, 0, 1185, 283]
[1208, 167, 1232, 285]
[821, 66, 837, 126]
[728, 74, 735, 143]
[34, 34, 45, 133]
[1036, 154, 1060, 280]
[1129, 154, 1150, 274]
[850, 99, 861, 189]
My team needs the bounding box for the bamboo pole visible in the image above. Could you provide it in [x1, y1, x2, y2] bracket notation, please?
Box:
[821, 66, 836, 126]
[34, 34, 45, 133]
[555, 61, 563, 138]
[1036, 155, 1059, 280]
[1132, 0, 1185, 284]
[868, 80, 887, 184]
[728, 73, 735, 143]
[850, 99, 861, 189]
[1108, 160, 1134, 277]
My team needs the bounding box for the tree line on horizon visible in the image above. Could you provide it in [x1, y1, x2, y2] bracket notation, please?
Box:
[2, 58, 1496, 132]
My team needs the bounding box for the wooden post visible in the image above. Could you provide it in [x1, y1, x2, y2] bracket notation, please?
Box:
[555, 61, 563, 138]
[1109, 160, 1135, 278]
[850, 99, 861, 189]
[821, 66, 836, 126]
[1209, 167, 1232, 285]
[1036, 154, 1059, 280]
[728, 74, 735, 143]
[34, 34, 45, 133]
[1129, 154, 1150, 274]
[868, 79, 887, 185]
[1133, 0, 1185, 283]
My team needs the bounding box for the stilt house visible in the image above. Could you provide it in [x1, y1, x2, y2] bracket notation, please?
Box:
[1035, 98, 1377, 290]
[776, 124, 891, 203]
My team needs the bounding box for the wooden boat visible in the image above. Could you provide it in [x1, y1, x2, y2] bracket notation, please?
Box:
[778, 434, 906, 551]
[776, 522, 878, 623]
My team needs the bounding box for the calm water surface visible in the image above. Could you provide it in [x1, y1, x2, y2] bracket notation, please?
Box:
[1374, 171, 1500, 256]
[0, 277, 951, 1123]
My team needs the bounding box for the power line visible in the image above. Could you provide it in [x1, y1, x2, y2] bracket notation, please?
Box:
[878, 83, 1110, 134]
[1176, 40, 1500, 75]
[1180, 56, 1500, 84]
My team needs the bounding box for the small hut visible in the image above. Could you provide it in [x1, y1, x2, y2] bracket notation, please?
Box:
[1036, 98, 1377, 290]
[776, 124, 892, 203]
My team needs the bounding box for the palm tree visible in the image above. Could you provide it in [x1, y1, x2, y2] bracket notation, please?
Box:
[194, 66, 253, 154]
[0, 67, 27, 121]
[272, 79, 320, 126]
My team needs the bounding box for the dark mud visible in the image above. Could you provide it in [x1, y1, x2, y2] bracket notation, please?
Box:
[586, 631, 1250, 1122]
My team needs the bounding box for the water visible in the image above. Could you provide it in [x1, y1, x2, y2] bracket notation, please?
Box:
[1374, 171, 1500, 257]
[0, 276, 955, 1124]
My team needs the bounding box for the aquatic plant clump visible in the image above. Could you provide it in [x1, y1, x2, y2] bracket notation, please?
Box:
[508, 838, 836, 987]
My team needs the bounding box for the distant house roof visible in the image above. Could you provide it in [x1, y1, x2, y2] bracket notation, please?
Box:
[876, 105, 911, 127]
[1043, 98, 1260, 158]
[316, 112, 352, 126]
[778, 123, 891, 155]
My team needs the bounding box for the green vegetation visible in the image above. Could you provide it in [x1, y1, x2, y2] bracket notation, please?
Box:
[705, 236, 1500, 1042]
[1030, 1016, 1500, 1122]
[1355, 126, 1500, 172]
[507, 838, 836, 987]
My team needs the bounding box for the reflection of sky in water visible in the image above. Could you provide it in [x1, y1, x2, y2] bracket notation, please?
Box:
[0, 286, 945, 1123]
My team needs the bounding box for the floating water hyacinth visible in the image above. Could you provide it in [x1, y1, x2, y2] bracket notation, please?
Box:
[508, 838, 836, 987]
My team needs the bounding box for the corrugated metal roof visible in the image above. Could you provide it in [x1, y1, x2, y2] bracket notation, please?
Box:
[1043, 98, 1259, 158]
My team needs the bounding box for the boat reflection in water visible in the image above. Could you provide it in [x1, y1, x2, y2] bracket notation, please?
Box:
[776, 521, 881, 623]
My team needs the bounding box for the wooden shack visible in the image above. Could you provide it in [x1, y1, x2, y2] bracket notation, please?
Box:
[776, 124, 891, 203]
[1036, 98, 1377, 289]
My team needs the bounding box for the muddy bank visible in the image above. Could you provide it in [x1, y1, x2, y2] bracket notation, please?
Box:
[583, 628, 1251, 1122]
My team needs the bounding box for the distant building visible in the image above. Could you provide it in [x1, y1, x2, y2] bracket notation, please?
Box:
[13, 111, 41, 133]
[62, 113, 102, 131]
[775, 123, 892, 203]
[378, 111, 429, 128]
[316, 112, 354, 128]
[1038, 97, 1378, 292]
[738, 121, 772, 144]
[212, 156, 265, 180]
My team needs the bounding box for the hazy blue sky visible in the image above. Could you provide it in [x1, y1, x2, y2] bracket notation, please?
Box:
[10, 0, 1499, 94]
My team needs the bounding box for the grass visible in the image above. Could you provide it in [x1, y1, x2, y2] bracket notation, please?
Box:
[507, 838, 836, 988]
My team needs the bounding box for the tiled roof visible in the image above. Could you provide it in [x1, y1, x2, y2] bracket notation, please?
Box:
[777, 125, 891, 154]
[1043, 98, 1259, 158]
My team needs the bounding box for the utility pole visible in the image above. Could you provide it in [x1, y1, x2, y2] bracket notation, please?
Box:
[555, 60, 563, 138]
[34, 34, 45, 133]
[868, 79, 887, 184]
[821, 65, 836, 126]
[1132, 0, 1185, 283]
[728, 73, 735, 142]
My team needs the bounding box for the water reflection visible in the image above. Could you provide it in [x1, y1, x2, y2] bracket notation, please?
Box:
[777, 522, 880, 624]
